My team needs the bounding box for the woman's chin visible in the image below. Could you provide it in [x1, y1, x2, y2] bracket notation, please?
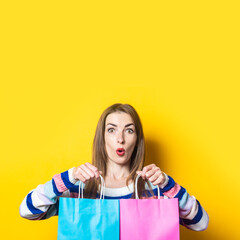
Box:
[108, 156, 130, 165]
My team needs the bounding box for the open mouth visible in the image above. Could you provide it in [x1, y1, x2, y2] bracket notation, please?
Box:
[116, 148, 125, 156]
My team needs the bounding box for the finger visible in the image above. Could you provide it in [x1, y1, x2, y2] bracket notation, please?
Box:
[136, 170, 142, 177]
[77, 173, 87, 183]
[142, 164, 156, 174]
[152, 175, 165, 186]
[136, 171, 146, 180]
[73, 168, 87, 182]
[149, 172, 161, 184]
[79, 165, 95, 180]
[81, 164, 95, 177]
[95, 170, 103, 179]
[142, 167, 147, 175]
[142, 167, 148, 179]
[146, 167, 160, 179]
[85, 162, 98, 172]
[136, 171, 144, 178]
[85, 162, 101, 178]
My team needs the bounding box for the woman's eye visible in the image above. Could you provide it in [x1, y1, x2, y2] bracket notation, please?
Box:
[126, 128, 134, 133]
[107, 128, 115, 133]
[107, 128, 134, 133]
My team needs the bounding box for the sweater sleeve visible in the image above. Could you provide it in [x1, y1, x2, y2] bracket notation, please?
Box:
[19, 168, 78, 220]
[160, 174, 209, 231]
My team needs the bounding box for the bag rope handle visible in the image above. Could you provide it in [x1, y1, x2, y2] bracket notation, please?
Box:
[134, 174, 160, 199]
[78, 175, 105, 199]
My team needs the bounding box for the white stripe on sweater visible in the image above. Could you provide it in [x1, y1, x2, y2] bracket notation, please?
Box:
[185, 206, 209, 231]
[19, 194, 41, 219]
[179, 194, 196, 217]
[31, 185, 52, 212]
[181, 197, 198, 220]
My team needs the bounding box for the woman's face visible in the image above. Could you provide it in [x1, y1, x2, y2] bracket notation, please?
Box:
[104, 112, 137, 166]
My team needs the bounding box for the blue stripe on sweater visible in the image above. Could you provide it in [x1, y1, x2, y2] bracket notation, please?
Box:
[181, 200, 203, 225]
[69, 184, 79, 193]
[146, 187, 164, 197]
[179, 218, 184, 226]
[161, 176, 175, 193]
[153, 187, 164, 196]
[52, 179, 62, 196]
[175, 186, 186, 201]
[61, 170, 74, 189]
[27, 192, 44, 215]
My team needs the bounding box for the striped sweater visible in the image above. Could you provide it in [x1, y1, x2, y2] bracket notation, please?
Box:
[19, 168, 209, 231]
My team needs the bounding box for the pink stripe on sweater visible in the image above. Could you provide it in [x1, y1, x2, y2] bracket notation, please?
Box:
[164, 183, 181, 198]
[53, 174, 67, 192]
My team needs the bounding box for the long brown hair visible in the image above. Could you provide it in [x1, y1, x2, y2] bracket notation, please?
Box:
[84, 103, 151, 198]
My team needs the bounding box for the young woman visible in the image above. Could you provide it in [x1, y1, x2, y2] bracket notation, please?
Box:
[19, 103, 209, 231]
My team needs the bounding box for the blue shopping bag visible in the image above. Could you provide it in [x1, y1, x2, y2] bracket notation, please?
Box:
[57, 176, 119, 240]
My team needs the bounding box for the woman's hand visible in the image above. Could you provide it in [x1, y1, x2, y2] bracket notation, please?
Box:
[136, 164, 166, 186]
[73, 162, 102, 184]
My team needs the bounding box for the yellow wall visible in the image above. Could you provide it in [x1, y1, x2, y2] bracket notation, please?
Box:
[1, 1, 239, 239]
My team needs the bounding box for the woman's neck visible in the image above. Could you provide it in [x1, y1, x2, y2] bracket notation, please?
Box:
[104, 176, 133, 188]
[105, 161, 130, 179]
[105, 160, 132, 188]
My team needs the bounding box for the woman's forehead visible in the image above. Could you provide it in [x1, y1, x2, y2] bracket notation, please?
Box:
[105, 112, 134, 126]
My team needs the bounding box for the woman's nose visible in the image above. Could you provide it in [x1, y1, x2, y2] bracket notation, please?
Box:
[117, 132, 125, 144]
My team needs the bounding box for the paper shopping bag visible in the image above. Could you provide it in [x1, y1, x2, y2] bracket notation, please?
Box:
[57, 176, 119, 240]
[120, 175, 180, 240]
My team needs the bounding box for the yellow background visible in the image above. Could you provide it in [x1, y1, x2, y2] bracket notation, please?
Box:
[1, 1, 239, 239]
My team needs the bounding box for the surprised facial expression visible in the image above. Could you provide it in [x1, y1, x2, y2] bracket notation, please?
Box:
[104, 112, 137, 166]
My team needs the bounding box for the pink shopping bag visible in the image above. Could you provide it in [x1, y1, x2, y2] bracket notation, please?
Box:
[120, 175, 180, 240]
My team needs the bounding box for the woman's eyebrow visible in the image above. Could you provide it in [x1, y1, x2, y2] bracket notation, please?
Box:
[106, 123, 135, 127]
